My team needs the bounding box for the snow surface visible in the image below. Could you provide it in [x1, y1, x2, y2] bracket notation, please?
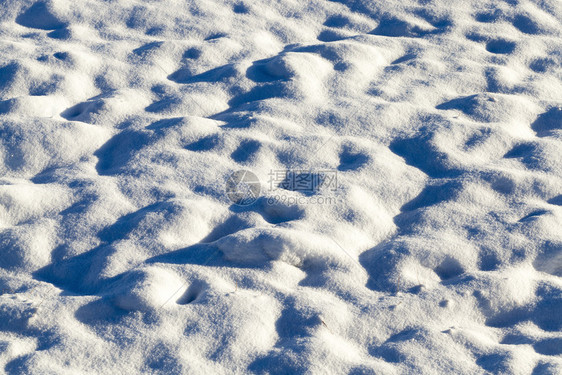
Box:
[0, 0, 561, 373]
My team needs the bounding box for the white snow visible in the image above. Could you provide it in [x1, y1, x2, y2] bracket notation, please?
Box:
[0, 0, 561, 373]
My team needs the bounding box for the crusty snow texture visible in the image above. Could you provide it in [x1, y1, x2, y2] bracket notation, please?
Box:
[0, 0, 561, 373]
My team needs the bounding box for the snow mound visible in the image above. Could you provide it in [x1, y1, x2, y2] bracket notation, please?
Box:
[111, 267, 186, 311]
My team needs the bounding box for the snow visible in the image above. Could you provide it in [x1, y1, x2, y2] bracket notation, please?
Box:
[0, 0, 561, 373]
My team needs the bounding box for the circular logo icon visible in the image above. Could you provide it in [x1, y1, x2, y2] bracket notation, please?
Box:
[225, 170, 261, 205]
